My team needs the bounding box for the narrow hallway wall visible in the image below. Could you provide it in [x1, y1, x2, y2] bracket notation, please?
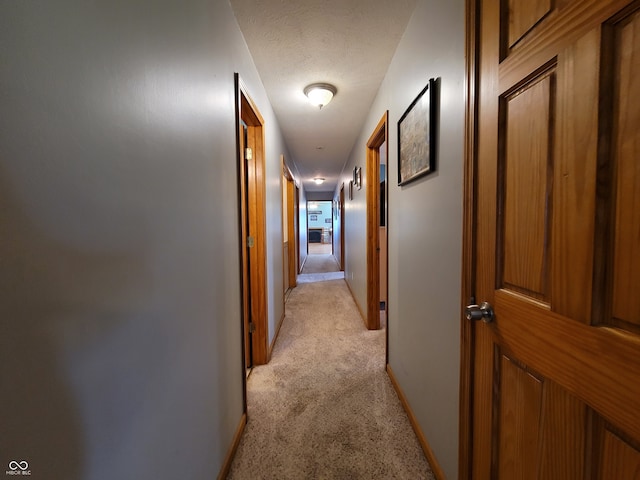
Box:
[338, 0, 465, 477]
[0, 0, 290, 478]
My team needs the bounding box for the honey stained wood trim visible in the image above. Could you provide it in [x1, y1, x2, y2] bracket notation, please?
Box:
[340, 183, 346, 271]
[459, 0, 480, 476]
[286, 176, 297, 289]
[365, 112, 388, 330]
[234, 73, 250, 403]
[472, 0, 501, 476]
[238, 77, 269, 366]
[386, 365, 446, 480]
[282, 157, 296, 291]
[216, 412, 246, 480]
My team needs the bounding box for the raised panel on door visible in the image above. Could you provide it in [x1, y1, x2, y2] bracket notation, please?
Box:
[505, 0, 553, 51]
[471, 0, 640, 477]
[610, 9, 640, 330]
[494, 353, 588, 478]
[600, 429, 640, 479]
[498, 69, 554, 302]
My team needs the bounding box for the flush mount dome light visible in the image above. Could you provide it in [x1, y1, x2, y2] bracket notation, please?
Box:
[313, 177, 325, 185]
[304, 83, 337, 109]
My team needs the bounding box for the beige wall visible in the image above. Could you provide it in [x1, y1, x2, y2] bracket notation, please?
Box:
[337, 0, 465, 477]
[0, 0, 292, 477]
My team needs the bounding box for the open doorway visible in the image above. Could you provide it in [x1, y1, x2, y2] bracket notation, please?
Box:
[282, 159, 297, 292]
[307, 200, 333, 255]
[235, 74, 269, 377]
[365, 112, 389, 331]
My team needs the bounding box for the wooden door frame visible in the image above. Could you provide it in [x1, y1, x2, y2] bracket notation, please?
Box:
[459, 0, 478, 477]
[282, 159, 297, 289]
[339, 183, 345, 271]
[365, 112, 388, 331]
[296, 185, 304, 273]
[235, 74, 269, 370]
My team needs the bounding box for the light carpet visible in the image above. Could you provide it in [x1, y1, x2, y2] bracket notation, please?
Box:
[300, 253, 341, 274]
[227, 275, 435, 479]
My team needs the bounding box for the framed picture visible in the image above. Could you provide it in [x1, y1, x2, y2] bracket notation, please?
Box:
[349, 180, 353, 200]
[355, 167, 362, 190]
[398, 77, 438, 185]
[324, 218, 332, 224]
[310, 214, 317, 221]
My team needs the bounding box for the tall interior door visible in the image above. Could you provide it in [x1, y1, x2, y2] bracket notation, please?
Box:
[365, 112, 388, 331]
[283, 161, 296, 290]
[465, 0, 640, 477]
[236, 74, 268, 369]
[339, 184, 345, 271]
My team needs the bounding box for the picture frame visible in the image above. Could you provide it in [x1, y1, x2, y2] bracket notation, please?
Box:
[398, 77, 438, 186]
[310, 214, 318, 221]
[349, 180, 353, 200]
[355, 167, 362, 190]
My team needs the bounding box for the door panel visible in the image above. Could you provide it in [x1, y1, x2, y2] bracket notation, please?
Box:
[506, 0, 553, 48]
[601, 430, 640, 478]
[499, 69, 553, 301]
[496, 354, 544, 478]
[552, 27, 600, 324]
[612, 10, 640, 327]
[471, 0, 640, 477]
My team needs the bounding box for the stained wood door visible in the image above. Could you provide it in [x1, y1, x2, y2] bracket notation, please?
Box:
[236, 75, 268, 368]
[469, 0, 640, 477]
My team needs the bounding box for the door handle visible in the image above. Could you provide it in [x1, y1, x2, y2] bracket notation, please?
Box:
[465, 302, 494, 323]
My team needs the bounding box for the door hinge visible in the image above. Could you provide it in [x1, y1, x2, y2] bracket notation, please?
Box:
[245, 147, 253, 161]
[247, 236, 255, 248]
[248, 322, 256, 333]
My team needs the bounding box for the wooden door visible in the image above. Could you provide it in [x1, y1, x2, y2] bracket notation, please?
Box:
[282, 161, 297, 290]
[466, 0, 640, 477]
[236, 74, 269, 368]
[365, 112, 387, 331]
[339, 184, 345, 271]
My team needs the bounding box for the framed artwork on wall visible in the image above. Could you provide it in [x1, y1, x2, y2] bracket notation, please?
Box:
[398, 77, 438, 186]
[349, 180, 353, 200]
[355, 167, 362, 190]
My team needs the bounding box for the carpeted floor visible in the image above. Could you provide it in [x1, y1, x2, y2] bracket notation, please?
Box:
[301, 253, 341, 274]
[227, 256, 435, 479]
[298, 254, 344, 284]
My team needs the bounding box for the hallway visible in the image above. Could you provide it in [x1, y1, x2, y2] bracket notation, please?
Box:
[227, 256, 434, 479]
[0, 0, 466, 477]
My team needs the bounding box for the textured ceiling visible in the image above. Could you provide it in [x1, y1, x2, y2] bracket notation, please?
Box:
[230, 0, 417, 192]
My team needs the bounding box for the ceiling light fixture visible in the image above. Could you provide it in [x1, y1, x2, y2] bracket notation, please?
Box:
[313, 177, 325, 185]
[304, 83, 337, 110]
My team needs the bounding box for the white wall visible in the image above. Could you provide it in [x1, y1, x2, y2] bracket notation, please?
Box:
[342, 174, 368, 314]
[0, 0, 289, 478]
[338, 0, 465, 477]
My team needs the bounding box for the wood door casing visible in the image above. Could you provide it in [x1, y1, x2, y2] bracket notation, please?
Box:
[339, 184, 345, 271]
[236, 75, 269, 368]
[365, 112, 388, 331]
[283, 161, 296, 289]
[466, 0, 640, 477]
